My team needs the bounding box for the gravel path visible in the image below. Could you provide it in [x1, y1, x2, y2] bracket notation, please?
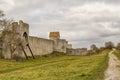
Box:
[105, 50, 120, 80]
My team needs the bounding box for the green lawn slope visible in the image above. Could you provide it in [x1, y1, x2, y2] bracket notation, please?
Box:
[0, 50, 110, 80]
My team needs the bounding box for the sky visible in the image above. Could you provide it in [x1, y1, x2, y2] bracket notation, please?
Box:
[0, 0, 120, 49]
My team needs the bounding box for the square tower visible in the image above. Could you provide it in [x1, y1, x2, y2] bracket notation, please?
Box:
[49, 32, 60, 40]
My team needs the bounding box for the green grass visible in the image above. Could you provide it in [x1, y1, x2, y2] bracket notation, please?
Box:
[0, 50, 110, 80]
[113, 50, 120, 60]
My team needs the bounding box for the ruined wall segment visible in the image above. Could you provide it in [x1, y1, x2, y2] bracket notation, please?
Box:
[18, 20, 29, 46]
[0, 20, 30, 59]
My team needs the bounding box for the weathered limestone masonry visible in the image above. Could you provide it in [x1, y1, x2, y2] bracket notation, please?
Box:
[49, 32, 70, 53]
[0, 20, 90, 59]
[0, 20, 72, 59]
[28, 36, 54, 56]
[0, 20, 29, 59]
[67, 48, 88, 56]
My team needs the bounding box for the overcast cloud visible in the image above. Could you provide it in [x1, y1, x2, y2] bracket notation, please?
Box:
[1, 0, 120, 48]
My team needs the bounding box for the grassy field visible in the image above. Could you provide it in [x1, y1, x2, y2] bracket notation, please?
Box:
[113, 50, 120, 60]
[0, 50, 110, 80]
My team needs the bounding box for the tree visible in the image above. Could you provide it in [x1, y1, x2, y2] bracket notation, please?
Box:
[0, 10, 4, 18]
[116, 43, 120, 50]
[90, 44, 97, 50]
[90, 44, 100, 54]
[105, 41, 114, 49]
[0, 10, 17, 59]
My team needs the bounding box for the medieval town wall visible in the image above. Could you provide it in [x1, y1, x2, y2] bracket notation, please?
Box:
[0, 20, 89, 59]
[67, 48, 88, 56]
[24, 36, 54, 57]
[54, 39, 68, 53]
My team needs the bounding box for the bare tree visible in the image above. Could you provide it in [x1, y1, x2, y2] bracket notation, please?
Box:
[0, 10, 13, 30]
[0, 10, 17, 59]
[90, 44, 100, 54]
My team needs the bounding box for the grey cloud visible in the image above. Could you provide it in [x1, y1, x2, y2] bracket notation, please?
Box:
[1, 0, 120, 48]
[105, 0, 120, 5]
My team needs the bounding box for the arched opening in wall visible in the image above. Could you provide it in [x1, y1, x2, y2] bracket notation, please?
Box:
[23, 32, 28, 43]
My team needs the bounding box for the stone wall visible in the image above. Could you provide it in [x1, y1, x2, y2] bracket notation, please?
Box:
[22, 36, 54, 57]
[22, 37, 70, 57]
[1, 20, 91, 59]
[67, 48, 88, 56]
[53, 39, 68, 53]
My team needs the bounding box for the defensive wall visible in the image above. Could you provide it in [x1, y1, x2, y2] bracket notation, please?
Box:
[0, 20, 89, 59]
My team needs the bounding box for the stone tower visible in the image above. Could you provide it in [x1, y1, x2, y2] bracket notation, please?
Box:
[12, 20, 29, 44]
[49, 32, 60, 40]
[19, 20, 29, 44]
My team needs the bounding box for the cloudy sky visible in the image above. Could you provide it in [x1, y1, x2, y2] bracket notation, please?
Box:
[0, 0, 120, 48]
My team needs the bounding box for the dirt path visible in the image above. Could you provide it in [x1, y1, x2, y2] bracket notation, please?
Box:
[105, 50, 120, 80]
